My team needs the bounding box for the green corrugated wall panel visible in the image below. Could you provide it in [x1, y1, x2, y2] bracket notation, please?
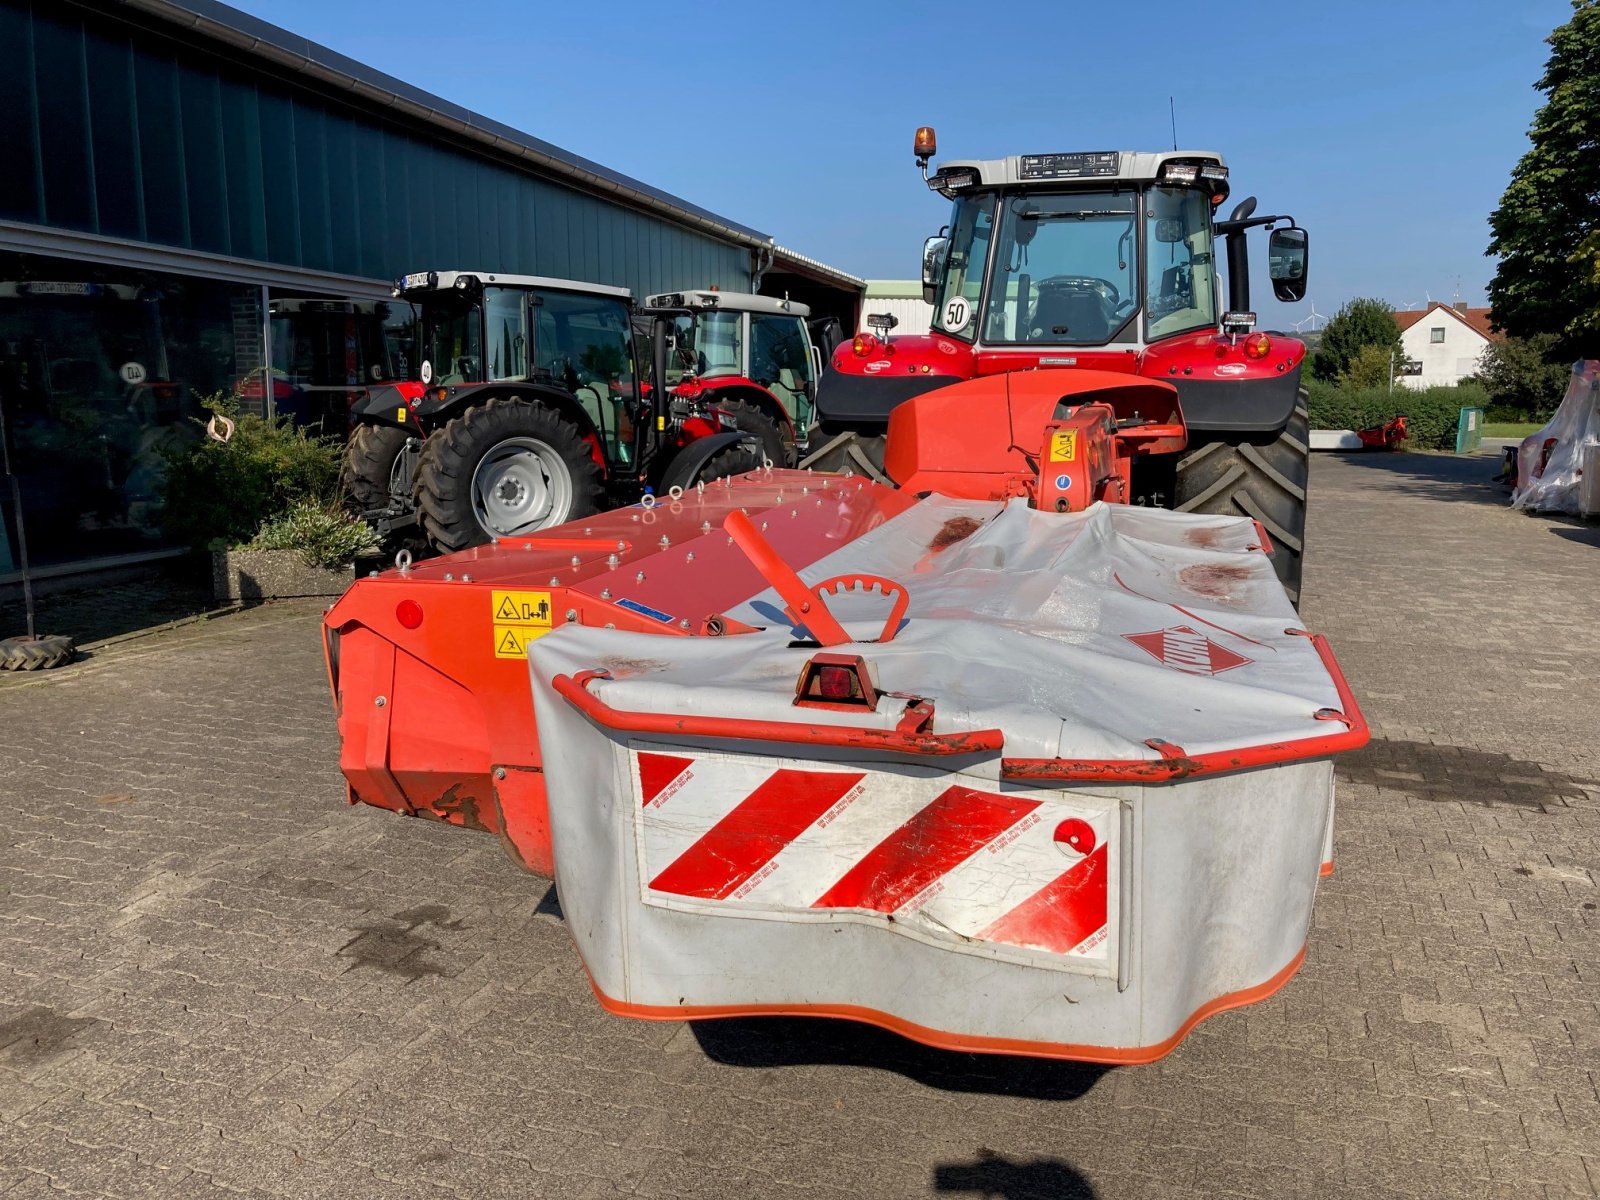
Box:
[1, 0, 751, 295]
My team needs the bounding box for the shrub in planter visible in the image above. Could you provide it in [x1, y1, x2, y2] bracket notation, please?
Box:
[243, 501, 379, 569]
[1305, 380, 1489, 451]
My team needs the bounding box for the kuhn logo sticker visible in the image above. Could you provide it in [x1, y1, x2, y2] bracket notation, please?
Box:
[1124, 625, 1252, 676]
[1214, 363, 1248, 377]
[864, 359, 893, 373]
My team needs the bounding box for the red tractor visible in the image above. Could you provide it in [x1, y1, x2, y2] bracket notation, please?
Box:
[644, 289, 824, 466]
[340, 271, 779, 553]
[804, 129, 1313, 601]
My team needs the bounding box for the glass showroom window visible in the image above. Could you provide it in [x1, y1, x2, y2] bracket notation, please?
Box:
[0, 251, 257, 567]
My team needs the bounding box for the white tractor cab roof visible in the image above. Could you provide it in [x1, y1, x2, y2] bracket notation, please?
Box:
[928, 150, 1228, 198]
[393, 270, 632, 302]
[644, 290, 811, 318]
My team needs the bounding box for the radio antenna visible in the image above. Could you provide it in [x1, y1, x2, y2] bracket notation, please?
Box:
[1169, 97, 1178, 150]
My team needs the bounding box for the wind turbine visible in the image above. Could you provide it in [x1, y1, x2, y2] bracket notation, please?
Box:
[1292, 300, 1331, 334]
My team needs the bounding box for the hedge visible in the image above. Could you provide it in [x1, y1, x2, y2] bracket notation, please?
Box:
[1304, 379, 1489, 451]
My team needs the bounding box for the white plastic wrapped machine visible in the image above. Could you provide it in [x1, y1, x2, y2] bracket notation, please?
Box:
[1513, 361, 1600, 515]
[530, 497, 1367, 1063]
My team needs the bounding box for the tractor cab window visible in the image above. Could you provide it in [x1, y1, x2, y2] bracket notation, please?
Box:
[667, 310, 743, 381]
[531, 289, 636, 460]
[750, 311, 815, 427]
[421, 293, 482, 385]
[483, 287, 528, 381]
[933, 193, 994, 341]
[982, 192, 1138, 346]
[1145, 187, 1217, 340]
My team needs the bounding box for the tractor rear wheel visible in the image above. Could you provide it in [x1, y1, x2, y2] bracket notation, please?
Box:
[715, 400, 790, 467]
[1174, 394, 1310, 605]
[694, 441, 764, 484]
[797, 429, 893, 485]
[414, 398, 602, 552]
[340, 424, 413, 512]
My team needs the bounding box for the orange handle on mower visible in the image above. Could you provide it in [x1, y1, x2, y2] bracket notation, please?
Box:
[553, 669, 1004, 757]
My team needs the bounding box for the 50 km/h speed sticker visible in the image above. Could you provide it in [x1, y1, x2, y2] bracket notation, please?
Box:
[492, 589, 552, 658]
[941, 296, 970, 331]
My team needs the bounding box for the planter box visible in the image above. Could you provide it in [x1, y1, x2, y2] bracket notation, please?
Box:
[212, 548, 355, 602]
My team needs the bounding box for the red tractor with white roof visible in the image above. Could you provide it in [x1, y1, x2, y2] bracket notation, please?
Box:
[645, 289, 824, 467]
[804, 128, 1313, 601]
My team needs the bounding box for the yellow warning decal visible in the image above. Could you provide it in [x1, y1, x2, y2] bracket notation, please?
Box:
[493, 624, 550, 658]
[490, 589, 554, 659]
[395, 407, 408, 423]
[1049, 430, 1079, 462]
[492, 590, 552, 625]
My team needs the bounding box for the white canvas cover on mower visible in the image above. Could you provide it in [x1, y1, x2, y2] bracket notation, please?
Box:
[529, 498, 1364, 1062]
[1513, 361, 1600, 514]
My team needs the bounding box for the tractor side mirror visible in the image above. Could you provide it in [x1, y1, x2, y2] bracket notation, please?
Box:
[1268, 227, 1309, 302]
[922, 236, 950, 304]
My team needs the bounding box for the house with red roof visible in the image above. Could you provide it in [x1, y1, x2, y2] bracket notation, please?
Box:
[1391, 302, 1502, 390]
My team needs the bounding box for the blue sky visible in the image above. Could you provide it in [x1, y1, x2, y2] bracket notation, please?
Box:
[232, 0, 1569, 330]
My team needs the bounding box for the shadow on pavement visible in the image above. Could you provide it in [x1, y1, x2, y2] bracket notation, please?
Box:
[1338, 737, 1600, 812]
[1550, 523, 1600, 548]
[933, 1148, 1097, 1198]
[0, 561, 215, 647]
[691, 1016, 1111, 1101]
[1323, 450, 1509, 506]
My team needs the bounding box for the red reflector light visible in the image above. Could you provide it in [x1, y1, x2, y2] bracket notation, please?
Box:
[852, 333, 877, 357]
[817, 665, 854, 701]
[794, 653, 878, 710]
[1244, 333, 1271, 359]
[1053, 818, 1096, 855]
[395, 599, 424, 629]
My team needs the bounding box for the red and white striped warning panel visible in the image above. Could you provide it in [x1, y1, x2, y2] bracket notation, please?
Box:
[632, 745, 1119, 973]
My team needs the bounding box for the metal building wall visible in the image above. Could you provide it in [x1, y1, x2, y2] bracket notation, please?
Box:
[0, 1, 752, 297]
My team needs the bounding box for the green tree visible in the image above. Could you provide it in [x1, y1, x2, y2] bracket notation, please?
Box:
[1313, 298, 1403, 382]
[1471, 333, 1573, 417]
[1339, 343, 1397, 390]
[1486, 1, 1600, 349]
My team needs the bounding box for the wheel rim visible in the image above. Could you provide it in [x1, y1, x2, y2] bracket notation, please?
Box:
[469, 437, 574, 537]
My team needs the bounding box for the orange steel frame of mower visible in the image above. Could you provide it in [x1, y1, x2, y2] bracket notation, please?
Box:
[323, 373, 1188, 876]
[883, 369, 1185, 507]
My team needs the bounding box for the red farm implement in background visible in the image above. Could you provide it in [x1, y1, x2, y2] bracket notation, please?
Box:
[326, 335, 1366, 1063]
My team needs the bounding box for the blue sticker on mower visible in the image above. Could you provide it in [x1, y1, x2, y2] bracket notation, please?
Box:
[615, 598, 675, 624]
[1055, 474, 1072, 490]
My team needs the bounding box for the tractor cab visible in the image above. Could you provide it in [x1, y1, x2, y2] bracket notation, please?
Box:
[395, 270, 639, 463]
[643, 289, 823, 463]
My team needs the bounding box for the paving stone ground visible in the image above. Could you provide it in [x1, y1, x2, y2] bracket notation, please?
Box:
[1, 450, 1596, 1199]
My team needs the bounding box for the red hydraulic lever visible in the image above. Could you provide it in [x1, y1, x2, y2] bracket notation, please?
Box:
[724, 510, 852, 645]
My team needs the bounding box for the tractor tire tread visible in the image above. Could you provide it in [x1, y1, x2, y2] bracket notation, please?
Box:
[340, 424, 412, 512]
[0, 634, 75, 671]
[714, 399, 791, 467]
[414, 397, 603, 552]
[1174, 391, 1310, 605]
